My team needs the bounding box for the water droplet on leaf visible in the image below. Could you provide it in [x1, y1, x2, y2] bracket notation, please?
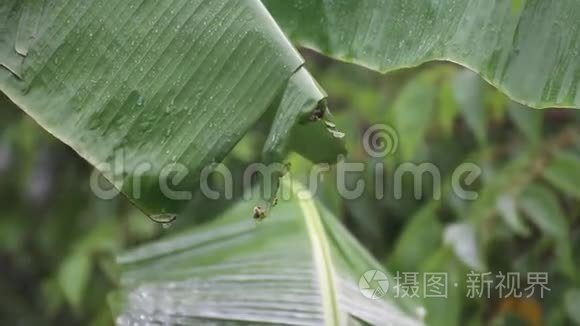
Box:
[149, 213, 177, 224]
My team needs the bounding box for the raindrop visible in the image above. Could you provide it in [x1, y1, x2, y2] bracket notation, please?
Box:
[324, 121, 337, 129]
[149, 213, 177, 224]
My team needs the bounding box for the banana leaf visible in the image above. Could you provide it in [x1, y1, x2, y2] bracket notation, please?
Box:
[0, 0, 345, 220]
[114, 179, 424, 325]
[265, 0, 580, 108]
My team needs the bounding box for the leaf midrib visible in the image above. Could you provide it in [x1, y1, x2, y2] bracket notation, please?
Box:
[285, 178, 342, 326]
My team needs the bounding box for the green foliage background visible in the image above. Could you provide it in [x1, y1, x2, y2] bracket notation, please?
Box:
[2, 49, 579, 324]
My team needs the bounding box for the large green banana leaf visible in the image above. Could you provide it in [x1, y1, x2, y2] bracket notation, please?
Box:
[0, 0, 344, 219]
[114, 179, 424, 325]
[264, 0, 580, 108]
[2, 0, 579, 220]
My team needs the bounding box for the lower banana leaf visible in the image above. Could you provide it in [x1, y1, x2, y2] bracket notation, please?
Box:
[114, 179, 424, 325]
